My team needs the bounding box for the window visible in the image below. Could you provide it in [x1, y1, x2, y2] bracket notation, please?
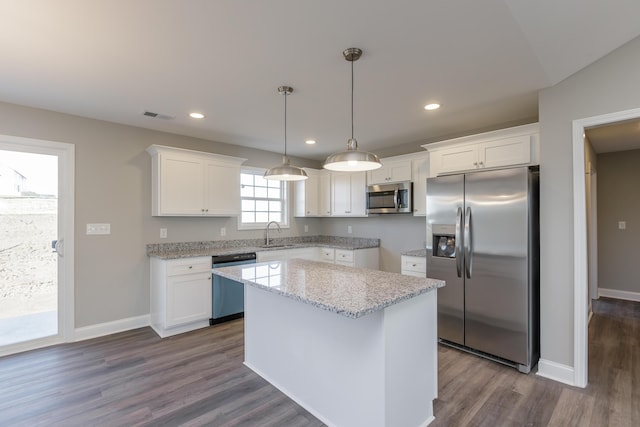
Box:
[239, 169, 288, 229]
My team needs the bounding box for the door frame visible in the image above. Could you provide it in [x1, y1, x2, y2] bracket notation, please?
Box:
[0, 134, 74, 355]
[572, 106, 640, 388]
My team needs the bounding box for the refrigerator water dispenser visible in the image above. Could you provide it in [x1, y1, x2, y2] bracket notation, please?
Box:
[432, 224, 456, 258]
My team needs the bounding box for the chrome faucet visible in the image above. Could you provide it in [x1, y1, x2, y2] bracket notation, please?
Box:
[265, 221, 281, 246]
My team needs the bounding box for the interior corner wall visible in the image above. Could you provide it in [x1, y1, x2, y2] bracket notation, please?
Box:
[596, 149, 640, 294]
[0, 101, 323, 328]
[538, 35, 640, 367]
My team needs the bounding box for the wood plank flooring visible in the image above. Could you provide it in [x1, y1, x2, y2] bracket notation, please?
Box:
[0, 297, 637, 426]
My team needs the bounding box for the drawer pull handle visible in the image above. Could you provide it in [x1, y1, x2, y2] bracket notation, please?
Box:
[188, 266, 193, 269]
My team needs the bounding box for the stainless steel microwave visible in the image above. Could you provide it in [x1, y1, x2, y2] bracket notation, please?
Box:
[366, 181, 413, 214]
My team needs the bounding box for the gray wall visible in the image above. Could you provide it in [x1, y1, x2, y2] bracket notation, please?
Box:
[538, 35, 640, 367]
[596, 149, 640, 294]
[0, 101, 322, 328]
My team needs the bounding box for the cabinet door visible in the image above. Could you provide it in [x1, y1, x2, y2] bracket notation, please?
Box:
[166, 273, 212, 328]
[331, 172, 352, 215]
[160, 154, 205, 215]
[295, 172, 319, 217]
[433, 145, 479, 174]
[411, 154, 429, 216]
[319, 172, 332, 216]
[332, 172, 366, 216]
[349, 172, 367, 216]
[204, 161, 240, 215]
[479, 136, 531, 169]
[368, 160, 412, 184]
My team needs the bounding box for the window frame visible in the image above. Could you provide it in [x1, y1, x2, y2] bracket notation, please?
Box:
[237, 167, 290, 230]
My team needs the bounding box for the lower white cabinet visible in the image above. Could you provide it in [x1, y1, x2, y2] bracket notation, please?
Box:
[334, 247, 379, 269]
[257, 246, 379, 269]
[150, 256, 212, 338]
[257, 247, 319, 263]
[401, 255, 426, 277]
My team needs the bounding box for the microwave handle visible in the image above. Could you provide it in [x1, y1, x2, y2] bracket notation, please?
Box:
[394, 188, 399, 210]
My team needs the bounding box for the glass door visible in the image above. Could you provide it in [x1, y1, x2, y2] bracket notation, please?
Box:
[0, 135, 74, 356]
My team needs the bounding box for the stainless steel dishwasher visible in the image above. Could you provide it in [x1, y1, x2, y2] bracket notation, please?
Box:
[210, 252, 256, 325]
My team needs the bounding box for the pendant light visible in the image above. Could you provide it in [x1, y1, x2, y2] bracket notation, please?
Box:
[323, 48, 382, 172]
[264, 86, 308, 181]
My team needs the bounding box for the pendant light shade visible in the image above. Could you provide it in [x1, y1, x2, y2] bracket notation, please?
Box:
[323, 48, 382, 172]
[264, 86, 308, 181]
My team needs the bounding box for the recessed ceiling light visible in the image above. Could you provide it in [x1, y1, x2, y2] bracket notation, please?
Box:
[305, 139, 316, 145]
[189, 112, 205, 119]
[424, 103, 440, 111]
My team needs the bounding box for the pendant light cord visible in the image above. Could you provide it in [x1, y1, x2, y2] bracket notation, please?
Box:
[284, 91, 288, 157]
[351, 58, 354, 140]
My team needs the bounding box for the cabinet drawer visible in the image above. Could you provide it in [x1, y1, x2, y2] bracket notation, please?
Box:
[319, 247, 335, 262]
[401, 256, 426, 273]
[166, 257, 211, 276]
[335, 249, 354, 263]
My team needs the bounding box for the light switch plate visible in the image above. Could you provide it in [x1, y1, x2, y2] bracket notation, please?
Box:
[347, 225, 352, 234]
[160, 228, 167, 238]
[86, 223, 111, 235]
[220, 227, 226, 237]
[619, 221, 626, 230]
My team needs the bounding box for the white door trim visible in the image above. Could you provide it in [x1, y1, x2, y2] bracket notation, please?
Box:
[0, 134, 75, 350]
[572, 106, 640, 388]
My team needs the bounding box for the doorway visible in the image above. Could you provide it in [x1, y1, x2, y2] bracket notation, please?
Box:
[572, 106, 640, 388]
[0, 135, 74, 357]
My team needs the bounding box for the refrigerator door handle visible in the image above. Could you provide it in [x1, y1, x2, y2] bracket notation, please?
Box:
[464, 207, 472, 278]
[455, 207, 463, 278]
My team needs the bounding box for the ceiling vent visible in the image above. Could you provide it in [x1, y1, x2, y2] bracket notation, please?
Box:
[142, 110, 175, 120]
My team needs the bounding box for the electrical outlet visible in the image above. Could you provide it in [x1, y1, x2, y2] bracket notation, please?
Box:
[220, 227, 226, 237]
[347, 225, 352, 234]
[304, 225, 308, 233]
[86, 223, 110, 235]
[160, 228, 167, 238]
[618, 221, 626, 230]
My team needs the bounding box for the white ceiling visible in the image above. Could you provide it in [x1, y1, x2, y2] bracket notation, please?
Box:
[1, 0, 640, 161]
[586, 119, 640, 154]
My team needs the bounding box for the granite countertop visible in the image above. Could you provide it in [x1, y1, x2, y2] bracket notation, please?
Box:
[213, 258, 445, 318]
[147, 236, 380, 259]
[401, 248, 427, 257]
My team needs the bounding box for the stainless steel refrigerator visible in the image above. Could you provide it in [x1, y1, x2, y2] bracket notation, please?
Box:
[426, 166, 539, 373]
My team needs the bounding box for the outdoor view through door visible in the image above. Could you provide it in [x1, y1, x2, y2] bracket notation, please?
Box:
[0, 150, 58, 345]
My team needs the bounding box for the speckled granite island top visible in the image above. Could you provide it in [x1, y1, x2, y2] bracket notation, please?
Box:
[213, 258, 445, 318]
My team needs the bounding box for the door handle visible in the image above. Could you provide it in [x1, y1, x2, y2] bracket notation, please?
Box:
[464, 207, 472, 278]
[455, 207, 462, 278]
[55, 238, 64, 257]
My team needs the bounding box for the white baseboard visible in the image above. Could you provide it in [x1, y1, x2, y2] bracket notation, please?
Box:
[598, 288, 640, 302]
[537, 359, 575, 386]
[74, 314, 150, 342]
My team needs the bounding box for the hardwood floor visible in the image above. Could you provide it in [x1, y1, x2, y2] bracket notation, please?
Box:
[0, 297, 637, 426]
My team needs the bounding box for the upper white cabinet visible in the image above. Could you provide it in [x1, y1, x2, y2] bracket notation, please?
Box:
[331, 171, 367, 217]
[295, 168, 331, 217]
[147, 145, 246, 216]
[411, 153, 430, 216]
[368, 158, 412, 184]
[423, 123, 539, 177]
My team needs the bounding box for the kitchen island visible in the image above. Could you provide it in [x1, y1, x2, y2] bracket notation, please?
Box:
[213, 258, 445, 427]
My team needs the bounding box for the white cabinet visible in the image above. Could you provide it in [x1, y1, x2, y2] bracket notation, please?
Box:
[424, 123, 539, 176]
[147, 145, 246, 216]
[318, 247, 335, 263]
[257, 246, 379, 269]
[334, 247, 379, 269]
[411, 153, 429, 216]
[401, 255, 426, 277]
[331, 171, 367, 217]
[295, 169, 332, 217]
[257, 247, 318, 263]
[150, 256, 212, 338]
[368, 158, 412, 184]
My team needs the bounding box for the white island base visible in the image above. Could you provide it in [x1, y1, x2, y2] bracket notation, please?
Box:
[244, 285, 438, 427]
